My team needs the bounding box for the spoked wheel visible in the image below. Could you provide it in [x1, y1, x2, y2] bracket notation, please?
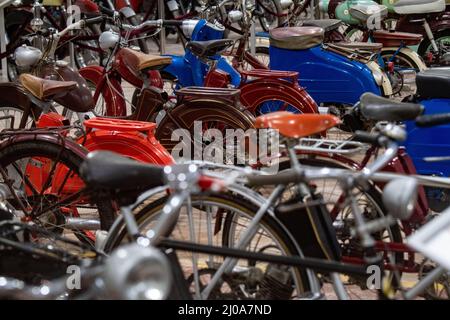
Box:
[256, 0, 287, 32]
[0, 140, 115, 246]
[252, 157, 404, 299]
[104, 192, 313, 299]
[0, 106, 36, 130]
[155, 104, 255, 163]
[418, 30, 450, 66]
[380, 49, 424, 95]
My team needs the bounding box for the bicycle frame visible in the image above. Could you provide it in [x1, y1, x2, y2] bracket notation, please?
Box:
[1, 0, 102, 61]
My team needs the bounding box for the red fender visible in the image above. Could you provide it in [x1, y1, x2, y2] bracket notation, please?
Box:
[79, 66, 127, 116]
[51, 130, 174, 195]
[239, 78, 318, 114]
[74, 0, 100, 13]
[115, 0, 142, 11]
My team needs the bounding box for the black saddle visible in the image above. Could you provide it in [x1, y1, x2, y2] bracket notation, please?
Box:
[80, 151, 166, 191]
[416, 68, 450, 100]
[359, 93, 424, 122]
[186, 39, 235, 59]
[302, 19, 342, 33]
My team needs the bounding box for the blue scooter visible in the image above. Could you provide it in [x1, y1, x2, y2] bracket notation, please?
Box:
[402, 68, 450, 210]
[268, 26, 393, 111]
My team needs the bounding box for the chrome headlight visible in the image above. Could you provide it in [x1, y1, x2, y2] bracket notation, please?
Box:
[99, 30, 120, 51]
[103, 243, 172, 300]
[228, 10, 244, 23]
[383, 177, 418, 221]
[279, 0, 293, 10]
[181, 20, 200, 39]
[14, 45, 42, 68]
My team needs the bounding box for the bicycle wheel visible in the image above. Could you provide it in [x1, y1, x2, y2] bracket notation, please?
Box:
[380, 49, 424, 95]
[0, 139, 115, 245]
[0, 106, 36, 131]
[256, 0, 287, 32]
[249, 156, 404, 299]
[104, 192, 314, 299]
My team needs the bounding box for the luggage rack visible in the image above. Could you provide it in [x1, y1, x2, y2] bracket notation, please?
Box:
[292, 137, 369, 154]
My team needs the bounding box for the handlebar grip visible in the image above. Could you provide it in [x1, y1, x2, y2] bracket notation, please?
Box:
[415, 113, 450, 128]
[353, 131, 387, 147]
[99, 5, 115, 16]
[246, 169, 301, 187]
[84, 15, 105, 26]
[162, 20, 184, 27]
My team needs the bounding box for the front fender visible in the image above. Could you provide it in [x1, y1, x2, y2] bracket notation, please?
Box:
[79, 66, 126, 116]
[239, 79, 318, 114]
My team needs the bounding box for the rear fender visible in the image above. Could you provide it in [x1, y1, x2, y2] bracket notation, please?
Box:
[51, 130, 174, 195]
[239, 78, 318, 114]
[156, 98, 255, 153]
[382, 47, 427, 71]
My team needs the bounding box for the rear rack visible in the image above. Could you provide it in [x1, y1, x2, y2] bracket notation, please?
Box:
[176, 86, 241, 104]
[0, 125, 74, 137]
[293, 137, 368, 155]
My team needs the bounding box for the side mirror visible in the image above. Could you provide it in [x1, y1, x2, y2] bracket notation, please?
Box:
[382, 177, 418, 221]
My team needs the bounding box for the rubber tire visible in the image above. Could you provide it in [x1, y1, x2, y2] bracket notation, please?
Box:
[258, 0, 287, 32]
[104, 192, 313, 294]
[418, 29, 450, 65]
[0, 140, 115, 236]
[273, 156, 405, 287]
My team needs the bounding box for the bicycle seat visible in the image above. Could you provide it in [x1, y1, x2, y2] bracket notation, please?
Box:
[254, 112, 340, 138]
[334, 42, 382, 53]
[416, 67, 450, 100]
[372, 30, 422, 47]
[359, 92, 423, 122]
[186, 39, 235, 58]
[80, 151, 165, 191]
[270, 27, 324, 50]
[394, 0, 445, 15]
[349, 4, 388, 22]
[19, 73, 77, 100]
[302, 19, 342, 33]
[115, 48, 173, 74]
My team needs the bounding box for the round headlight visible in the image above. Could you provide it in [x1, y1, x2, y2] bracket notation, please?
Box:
[103, 243, 172, 300]
[14, 45, 42, 68]
[181, 20, 200, 39]
[99, 30, 120, 51]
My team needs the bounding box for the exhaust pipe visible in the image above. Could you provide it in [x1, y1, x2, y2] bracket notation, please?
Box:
[64, 217, 101, 230]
